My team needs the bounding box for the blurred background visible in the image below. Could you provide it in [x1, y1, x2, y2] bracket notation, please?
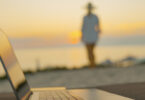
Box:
[0, 0, 145, 92]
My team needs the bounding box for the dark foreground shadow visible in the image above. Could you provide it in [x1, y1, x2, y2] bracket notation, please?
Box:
[98, 82, 145, 100]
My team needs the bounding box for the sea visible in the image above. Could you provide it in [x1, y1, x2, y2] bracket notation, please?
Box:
[0, 45, 145, 76]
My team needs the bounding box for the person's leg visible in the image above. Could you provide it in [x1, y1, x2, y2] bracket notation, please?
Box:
[89, 43, 96, 67]
[85, 43, 96, 67]
[85, 44, 91, 66]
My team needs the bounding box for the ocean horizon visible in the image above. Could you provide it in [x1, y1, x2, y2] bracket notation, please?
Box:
[1, 45, 145, 77]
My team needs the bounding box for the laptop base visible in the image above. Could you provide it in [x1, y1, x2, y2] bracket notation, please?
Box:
[30, 88, 82, 100]
[29, 88, 133, 100]
[69, 89, 133, 100]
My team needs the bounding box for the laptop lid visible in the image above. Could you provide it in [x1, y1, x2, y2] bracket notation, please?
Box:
[0, 31, 31, 100]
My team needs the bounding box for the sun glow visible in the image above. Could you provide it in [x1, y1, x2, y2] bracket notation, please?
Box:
[69, 31, 81, 44]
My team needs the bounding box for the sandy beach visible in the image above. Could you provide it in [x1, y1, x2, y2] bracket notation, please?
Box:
[0, 65, 145, 92]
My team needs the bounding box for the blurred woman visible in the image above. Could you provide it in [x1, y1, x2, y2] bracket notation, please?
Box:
[81, 2, 101, 67]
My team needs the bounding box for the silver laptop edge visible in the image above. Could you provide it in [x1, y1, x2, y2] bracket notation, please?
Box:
[0, 31, 31, 100]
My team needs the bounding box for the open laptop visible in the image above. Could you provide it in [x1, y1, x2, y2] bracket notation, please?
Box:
[0, 30, 133, 100]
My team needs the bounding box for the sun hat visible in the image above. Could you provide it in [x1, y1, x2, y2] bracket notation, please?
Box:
[86, 2, 96, 9]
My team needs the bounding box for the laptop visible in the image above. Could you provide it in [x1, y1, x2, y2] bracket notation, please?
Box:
[0, 30, 133, 100]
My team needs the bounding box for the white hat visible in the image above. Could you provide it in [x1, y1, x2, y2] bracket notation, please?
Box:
[86, 2, 96, 9]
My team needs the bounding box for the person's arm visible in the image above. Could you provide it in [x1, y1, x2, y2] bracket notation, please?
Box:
[95, 16, 101, 33]
[81, 17, 86, 41]
[81, 17, 86, 33]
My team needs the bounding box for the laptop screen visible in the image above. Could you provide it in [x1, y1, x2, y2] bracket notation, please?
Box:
[0, 31, 31, 100]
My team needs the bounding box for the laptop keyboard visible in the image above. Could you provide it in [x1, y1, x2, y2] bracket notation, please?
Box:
[39, 90, 79, 100]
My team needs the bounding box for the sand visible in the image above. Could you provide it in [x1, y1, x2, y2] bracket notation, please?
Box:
[0, 65, 145, 92]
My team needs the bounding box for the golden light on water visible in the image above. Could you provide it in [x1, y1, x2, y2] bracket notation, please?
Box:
[69, 31, 81, 44]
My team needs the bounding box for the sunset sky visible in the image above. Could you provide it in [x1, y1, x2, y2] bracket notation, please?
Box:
[0, 0, 145, 45]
